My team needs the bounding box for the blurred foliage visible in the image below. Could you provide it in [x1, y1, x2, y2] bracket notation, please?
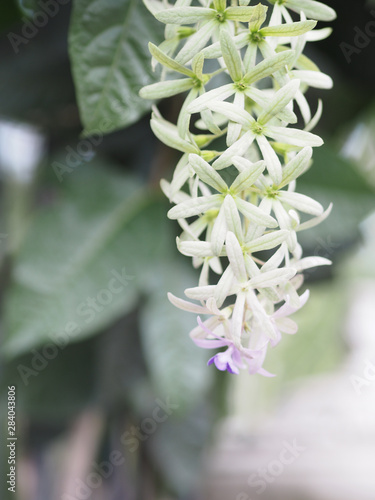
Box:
[339, 100, 375, 190]
[2, 160, 168, 357]
[0, 6, 76, 131]
[16, 0, 39, 17]
[298, 144, 375, 251]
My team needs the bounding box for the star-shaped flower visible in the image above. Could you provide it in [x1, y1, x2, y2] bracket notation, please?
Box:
[201, 82, 323, 184]
[153, 1, 260, 65]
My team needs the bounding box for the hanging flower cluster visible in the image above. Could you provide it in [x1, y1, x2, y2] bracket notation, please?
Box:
[140, 0, 336, 376]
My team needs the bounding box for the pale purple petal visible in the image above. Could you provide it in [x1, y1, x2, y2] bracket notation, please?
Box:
[193, 338, 230, 349]
[208, 348, 240, 374]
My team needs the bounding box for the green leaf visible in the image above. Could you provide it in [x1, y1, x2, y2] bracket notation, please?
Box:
[2, 160, 172, 358]
[139, 262, 212, 412]
[68, 0, 164, 136]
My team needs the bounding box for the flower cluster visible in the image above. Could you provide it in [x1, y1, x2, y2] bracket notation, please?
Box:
[140, 0, 336, 376]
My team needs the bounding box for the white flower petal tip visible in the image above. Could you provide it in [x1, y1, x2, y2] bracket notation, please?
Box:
[292, 256, 332, 272]
[167, 293, 210, 314]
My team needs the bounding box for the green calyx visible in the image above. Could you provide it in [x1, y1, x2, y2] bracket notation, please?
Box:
[249, 31, 264, 43]
[177, 27, 196, 40]
[234, 80, 248, 91]
[204, 208, 220, 221]
[251, 122, 264, 135]
[265, 186, 279, 199]
[215, 11, 226, 22]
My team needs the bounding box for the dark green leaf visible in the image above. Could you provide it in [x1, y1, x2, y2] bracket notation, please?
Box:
[68, 0, 164, 136]
[1, 336, 97, 422]
[2, 159, 171, 358]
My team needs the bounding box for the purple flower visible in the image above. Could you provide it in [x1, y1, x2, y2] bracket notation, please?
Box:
[193, 317, 273, 376]
[208, 345, 243, 374]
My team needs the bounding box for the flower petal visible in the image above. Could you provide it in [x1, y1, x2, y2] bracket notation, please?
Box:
[236, 197, 278, 228]
[244, 230, 289, 253]
[297, 202, 332, 231]
[148, 42, 195, 77]
[230, 159, 266, 194]
[260, 20, 316, 37]
[213, 131, 255, 170]
[266, 125, 323, 147]
[155, 6, 214, 25]
[278, 191, 323, 216]
[168, 194, 222, 219]
[223, 195, 243, 241]
[167, 293, 210, 314]
[220, 28, 243, 82]
[256, 134, 283, 185]
[226, 231, 247, 283]
[243, 50, 295, 84]
[248, 267, 296, 288]
[279, 146, 312, 188]
[176, 19, 217, 65]
[257, 79, 300, 126]
[285, 0, 336, 22]
[187, 84, 235, 113]
[291, 70, 333, 89]
[189, 154, 228, 192]
[178, 239, 214, 258]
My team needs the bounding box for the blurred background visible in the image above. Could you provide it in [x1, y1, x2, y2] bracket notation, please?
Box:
[0, 0, 374, 499]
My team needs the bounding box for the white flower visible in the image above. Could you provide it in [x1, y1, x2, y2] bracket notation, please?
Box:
[141, 0, 335, 376]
